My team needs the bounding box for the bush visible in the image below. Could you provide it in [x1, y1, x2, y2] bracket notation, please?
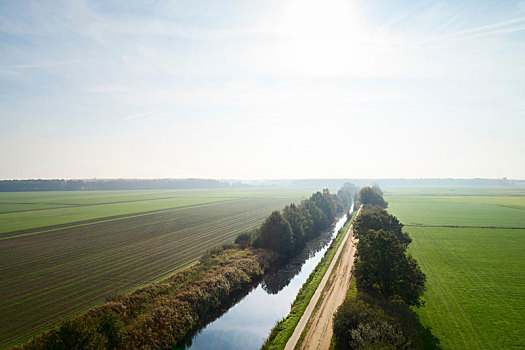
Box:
[97, 311, 127, 349]
[235, 232, 253, 249]
[24, 318, 105, 350]
[333, 295, 421, 350]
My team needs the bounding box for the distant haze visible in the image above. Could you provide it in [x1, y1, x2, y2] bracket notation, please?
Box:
[1, 1, 524, 180]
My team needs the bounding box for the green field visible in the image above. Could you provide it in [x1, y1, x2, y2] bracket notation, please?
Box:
[0, 188, 312, 348]
[385, 186, 525, 350]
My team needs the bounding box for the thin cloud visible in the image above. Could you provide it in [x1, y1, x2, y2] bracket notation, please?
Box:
[396, 16, 525, 51]
[237, 77, 314, 96]
[123, 110, 176, 122]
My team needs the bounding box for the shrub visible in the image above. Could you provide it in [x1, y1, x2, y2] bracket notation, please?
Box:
[96, 311, 127, 349]
[24, 318, 105, 350]
[333, 295, 421, 350]
[234, 232, 253, 248]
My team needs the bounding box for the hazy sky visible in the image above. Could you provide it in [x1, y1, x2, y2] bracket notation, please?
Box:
[1, 0, 524, 180]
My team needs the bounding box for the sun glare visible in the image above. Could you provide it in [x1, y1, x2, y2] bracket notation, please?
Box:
[275, 0, 372, 76]
[281, 0, 356, 42]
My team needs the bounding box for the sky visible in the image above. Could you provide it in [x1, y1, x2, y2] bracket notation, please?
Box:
[1, 0, 524, 180]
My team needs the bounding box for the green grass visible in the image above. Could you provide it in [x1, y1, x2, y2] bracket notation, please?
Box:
[385, 186, 525, 350]
[0, 188, 313, 349]
[408, 227, 525, 350]
[384, 185, 525, 197]
[385, 190, 525, 228]
[262, 213, 356, 350]
[0, 188, 312, 233]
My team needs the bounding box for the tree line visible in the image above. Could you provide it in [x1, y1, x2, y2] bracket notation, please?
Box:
[235, 183, 356, 257]
[333, 186, 428, 349]
[0, 179, 230, 191]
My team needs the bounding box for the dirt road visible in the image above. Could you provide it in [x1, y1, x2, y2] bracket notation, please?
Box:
[284, 206, 361, 350]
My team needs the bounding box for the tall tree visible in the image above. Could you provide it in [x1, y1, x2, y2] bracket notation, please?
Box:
[336, 187, 353, 214]
[354, 207, 411, 245]
[358, 186, 388, 208]
[254, 211, 294, 255]
[282, 203, 306, 249]
[372, 183, 384, 196]
[353, 229, 426, 306]
[310, 189, 337, 223]
[300, 200, 328, 234]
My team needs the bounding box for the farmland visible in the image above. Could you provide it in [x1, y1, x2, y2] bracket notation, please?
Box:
[0, 188, 312, 348]
[385, 186, 525, 349]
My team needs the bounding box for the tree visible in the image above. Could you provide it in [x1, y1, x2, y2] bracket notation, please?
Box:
[372, 184, 384, 196]
[310, 189, 338, 223]
[300, 200, 329, 234]
[254, 211, 294, 255]
[353, 229, 425, 306]
[282, 204, 307, 249]
[353, 207, 411, 246]
[336, 187, 354, 214]
[298, 202, 315, 238]
[358, 187, 388, 208]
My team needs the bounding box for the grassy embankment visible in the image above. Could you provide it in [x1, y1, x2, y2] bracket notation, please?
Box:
[262, 210, 357, 350]
[0, 188, 312, 349]
[386, 186, 525, 350]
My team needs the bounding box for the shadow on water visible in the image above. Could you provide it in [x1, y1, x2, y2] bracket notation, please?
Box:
[261, 230, 334, 294]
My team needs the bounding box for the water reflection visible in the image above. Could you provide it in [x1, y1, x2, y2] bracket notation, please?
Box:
[181, 214, 348, 350]
[261, 230, 334, 294]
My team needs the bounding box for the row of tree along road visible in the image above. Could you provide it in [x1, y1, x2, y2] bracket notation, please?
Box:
[332, 187, 428, 349]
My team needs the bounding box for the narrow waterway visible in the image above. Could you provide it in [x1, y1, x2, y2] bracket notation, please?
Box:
[177, 205, 352, 350]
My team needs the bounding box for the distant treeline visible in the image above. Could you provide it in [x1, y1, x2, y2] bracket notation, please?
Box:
[287, 177, 521, 188]
[1, 177, 521, 192]
[0, 179, 230, 192]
